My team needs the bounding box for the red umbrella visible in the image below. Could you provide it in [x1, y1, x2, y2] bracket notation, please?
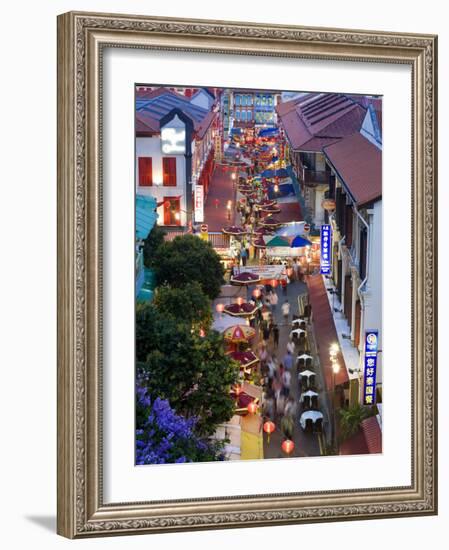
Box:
[259, 204, 281, 214]
[222, 226, 247, 236]
[252, 237, 266, 249]
[259, 216, 283, 228]
[230, 271, 261, 285]
[223, 324, 256, 343]
[223, 302, 260, 317]
[253, 226, 274, 236]
[254, 198, 276, 208]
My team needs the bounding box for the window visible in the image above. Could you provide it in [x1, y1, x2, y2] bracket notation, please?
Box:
[236, 110, 241, 120]
[247, 110, 252, 121]
[138, 157, 153, 186]
[163, 197, 181, 226]
[241, 110, 247, 121]
[162, 157, 177, 186]
[235, 95, 241, 106]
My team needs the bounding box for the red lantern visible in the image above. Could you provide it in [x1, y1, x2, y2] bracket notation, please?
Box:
[236, 296, 244, 306]
[271, 279, 279, 288]
[199, 328, 206, 338]
[216, 303, 225, 313]
[281, 439, 295, 455]
[252, 288, 261, 299]
[247, 401, 258, 414]
[263, 420, 275, 444]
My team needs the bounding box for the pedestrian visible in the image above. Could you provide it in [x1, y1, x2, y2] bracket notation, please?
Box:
[286, 336, 295, 355]
[280, 415, 294, 440]
[283, 349, 294, 372]
[272, 323, 279, 349]
[284, 397, 297, 419]
[276, 391, 286, 419]
[262, 321, 271, 344]
[240, 247, 247, 266]
[263, 391, 275, 420]
[282, 369, 292, 392]
[269, 290, 278, 311]
[293, 259, 300, 281]
[281, 299, 290, 323]
[281, 277, 288, 295]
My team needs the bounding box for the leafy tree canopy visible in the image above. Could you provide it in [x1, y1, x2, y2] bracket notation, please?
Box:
[153, 281, 212, 329]
[136, 382, 225, 464]
[143, 224, 166, 268]
[136, 304, 239, 435]
[152, 235, 224, 300]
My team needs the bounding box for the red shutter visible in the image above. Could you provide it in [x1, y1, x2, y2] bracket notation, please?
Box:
[138, 157, 153, 186]
[163, 157, 177, 186]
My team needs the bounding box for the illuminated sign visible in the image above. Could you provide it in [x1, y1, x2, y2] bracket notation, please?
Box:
[161, 127, 186, 155]
[320, 224, 332, 275]
[362, 330, 378, 405]
[194, 185, 204, 223]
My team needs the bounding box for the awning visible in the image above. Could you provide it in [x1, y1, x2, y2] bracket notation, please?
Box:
[339, 416, 382, 455]
[307, 274, 349, 389]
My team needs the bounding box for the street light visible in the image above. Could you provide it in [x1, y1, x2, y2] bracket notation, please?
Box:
[330, 354, 341, 453]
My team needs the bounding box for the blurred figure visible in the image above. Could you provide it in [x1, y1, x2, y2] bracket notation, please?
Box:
[281, 299, 290, 323]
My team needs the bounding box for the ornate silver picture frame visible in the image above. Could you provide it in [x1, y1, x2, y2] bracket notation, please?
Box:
[57, 11, 437, 538]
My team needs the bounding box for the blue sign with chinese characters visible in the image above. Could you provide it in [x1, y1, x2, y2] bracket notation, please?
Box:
[320, 224, 332, 275]
[363, 330, 379, 405]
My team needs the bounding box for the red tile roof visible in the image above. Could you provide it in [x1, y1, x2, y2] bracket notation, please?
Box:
[276, 93, 366, 152]
[361, 416, 382, 453]
[339, 416, 382, 455]
[323, 133, 382, 206]
[306, 274, 349, 389]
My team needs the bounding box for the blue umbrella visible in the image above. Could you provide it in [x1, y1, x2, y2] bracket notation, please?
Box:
[261, 168, 289, 178]
[291, 235, 312, 248]
[258, 127, 279, 137]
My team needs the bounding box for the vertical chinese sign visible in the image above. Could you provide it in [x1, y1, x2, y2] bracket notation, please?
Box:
[320, 224, 332, 275]
[194, 185, 204, 223]
[362, 330, 379, 405]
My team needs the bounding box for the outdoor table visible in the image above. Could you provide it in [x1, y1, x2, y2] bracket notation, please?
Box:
[291, 317, 306, 326]
[298, 369, 315, 378]
[299, 410, 324, 430]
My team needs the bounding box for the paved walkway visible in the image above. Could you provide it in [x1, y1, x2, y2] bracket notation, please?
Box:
[203, 165, 237, 231]
[257, 279, 322, 459]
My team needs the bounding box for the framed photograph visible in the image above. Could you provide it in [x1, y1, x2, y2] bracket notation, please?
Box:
[57, 11, 438, 538]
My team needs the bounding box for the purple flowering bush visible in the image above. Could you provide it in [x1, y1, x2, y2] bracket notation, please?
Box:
[136, 382, 226, 465]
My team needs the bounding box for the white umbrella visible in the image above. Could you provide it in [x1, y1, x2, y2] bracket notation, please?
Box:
[290, 328, 306, 337]
[300, 410, 323, 429]
[299, 369, 315, 378]
[300, 390, 318, 402]
[297, 353, 313, 360]
[292, 317, 306, 326]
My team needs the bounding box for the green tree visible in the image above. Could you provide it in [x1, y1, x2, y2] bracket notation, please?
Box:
[152, 234, 225, 300]
[339, 403, 376, 441]
[153, 282, 212, 329]
[143, 224, 166, 268]
[136, 304, 239, 436]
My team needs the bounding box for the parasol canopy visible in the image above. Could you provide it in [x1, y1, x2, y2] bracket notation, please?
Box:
[224, 302, 260, 317]
[252, 237, 266, 249]
[253, 226, 274, 236]
[223, 324, 256, 343]
[291, 235, 312, 248]
[259, 216, 283, 228]
[222, 226, 247, 236]
[254, 198, 276, 208]
[259, 204, 281, 214]
[230, 271, 261, 285]
[266, 235, 290, 247]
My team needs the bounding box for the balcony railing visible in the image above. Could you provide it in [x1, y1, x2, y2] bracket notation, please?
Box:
[303, 169, 331, 187]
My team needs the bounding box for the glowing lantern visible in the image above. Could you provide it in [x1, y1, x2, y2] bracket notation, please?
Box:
[271, 279, 279, 288]
[236, 297, 244, 306]
[281, 439, 295, 455]
[263, 420, 276, 444]
[247, 401, 258, 414]
[273, 184, 279, 193]
[199, 329, 206, 338]
[252, 288, 261, 299]
[216, 303, 225, 314]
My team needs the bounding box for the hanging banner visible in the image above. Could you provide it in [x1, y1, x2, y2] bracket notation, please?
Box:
[194, 185, 204, 223]
[362, 330, 379, 405]
[320, 224, 332, 275]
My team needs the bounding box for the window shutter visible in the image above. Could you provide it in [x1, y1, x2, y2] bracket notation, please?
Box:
[138, 157, 153, 186]
[163, 158, 177, 186]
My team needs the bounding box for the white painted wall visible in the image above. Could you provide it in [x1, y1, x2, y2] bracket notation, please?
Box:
[136, 135, 187, 224]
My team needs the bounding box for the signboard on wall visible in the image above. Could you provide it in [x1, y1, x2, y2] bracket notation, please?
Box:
[194, 185, 204, 223]
[161, 127, 186, 155]
[362, 330, 379, 405]
[320, 224, 332, 275]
